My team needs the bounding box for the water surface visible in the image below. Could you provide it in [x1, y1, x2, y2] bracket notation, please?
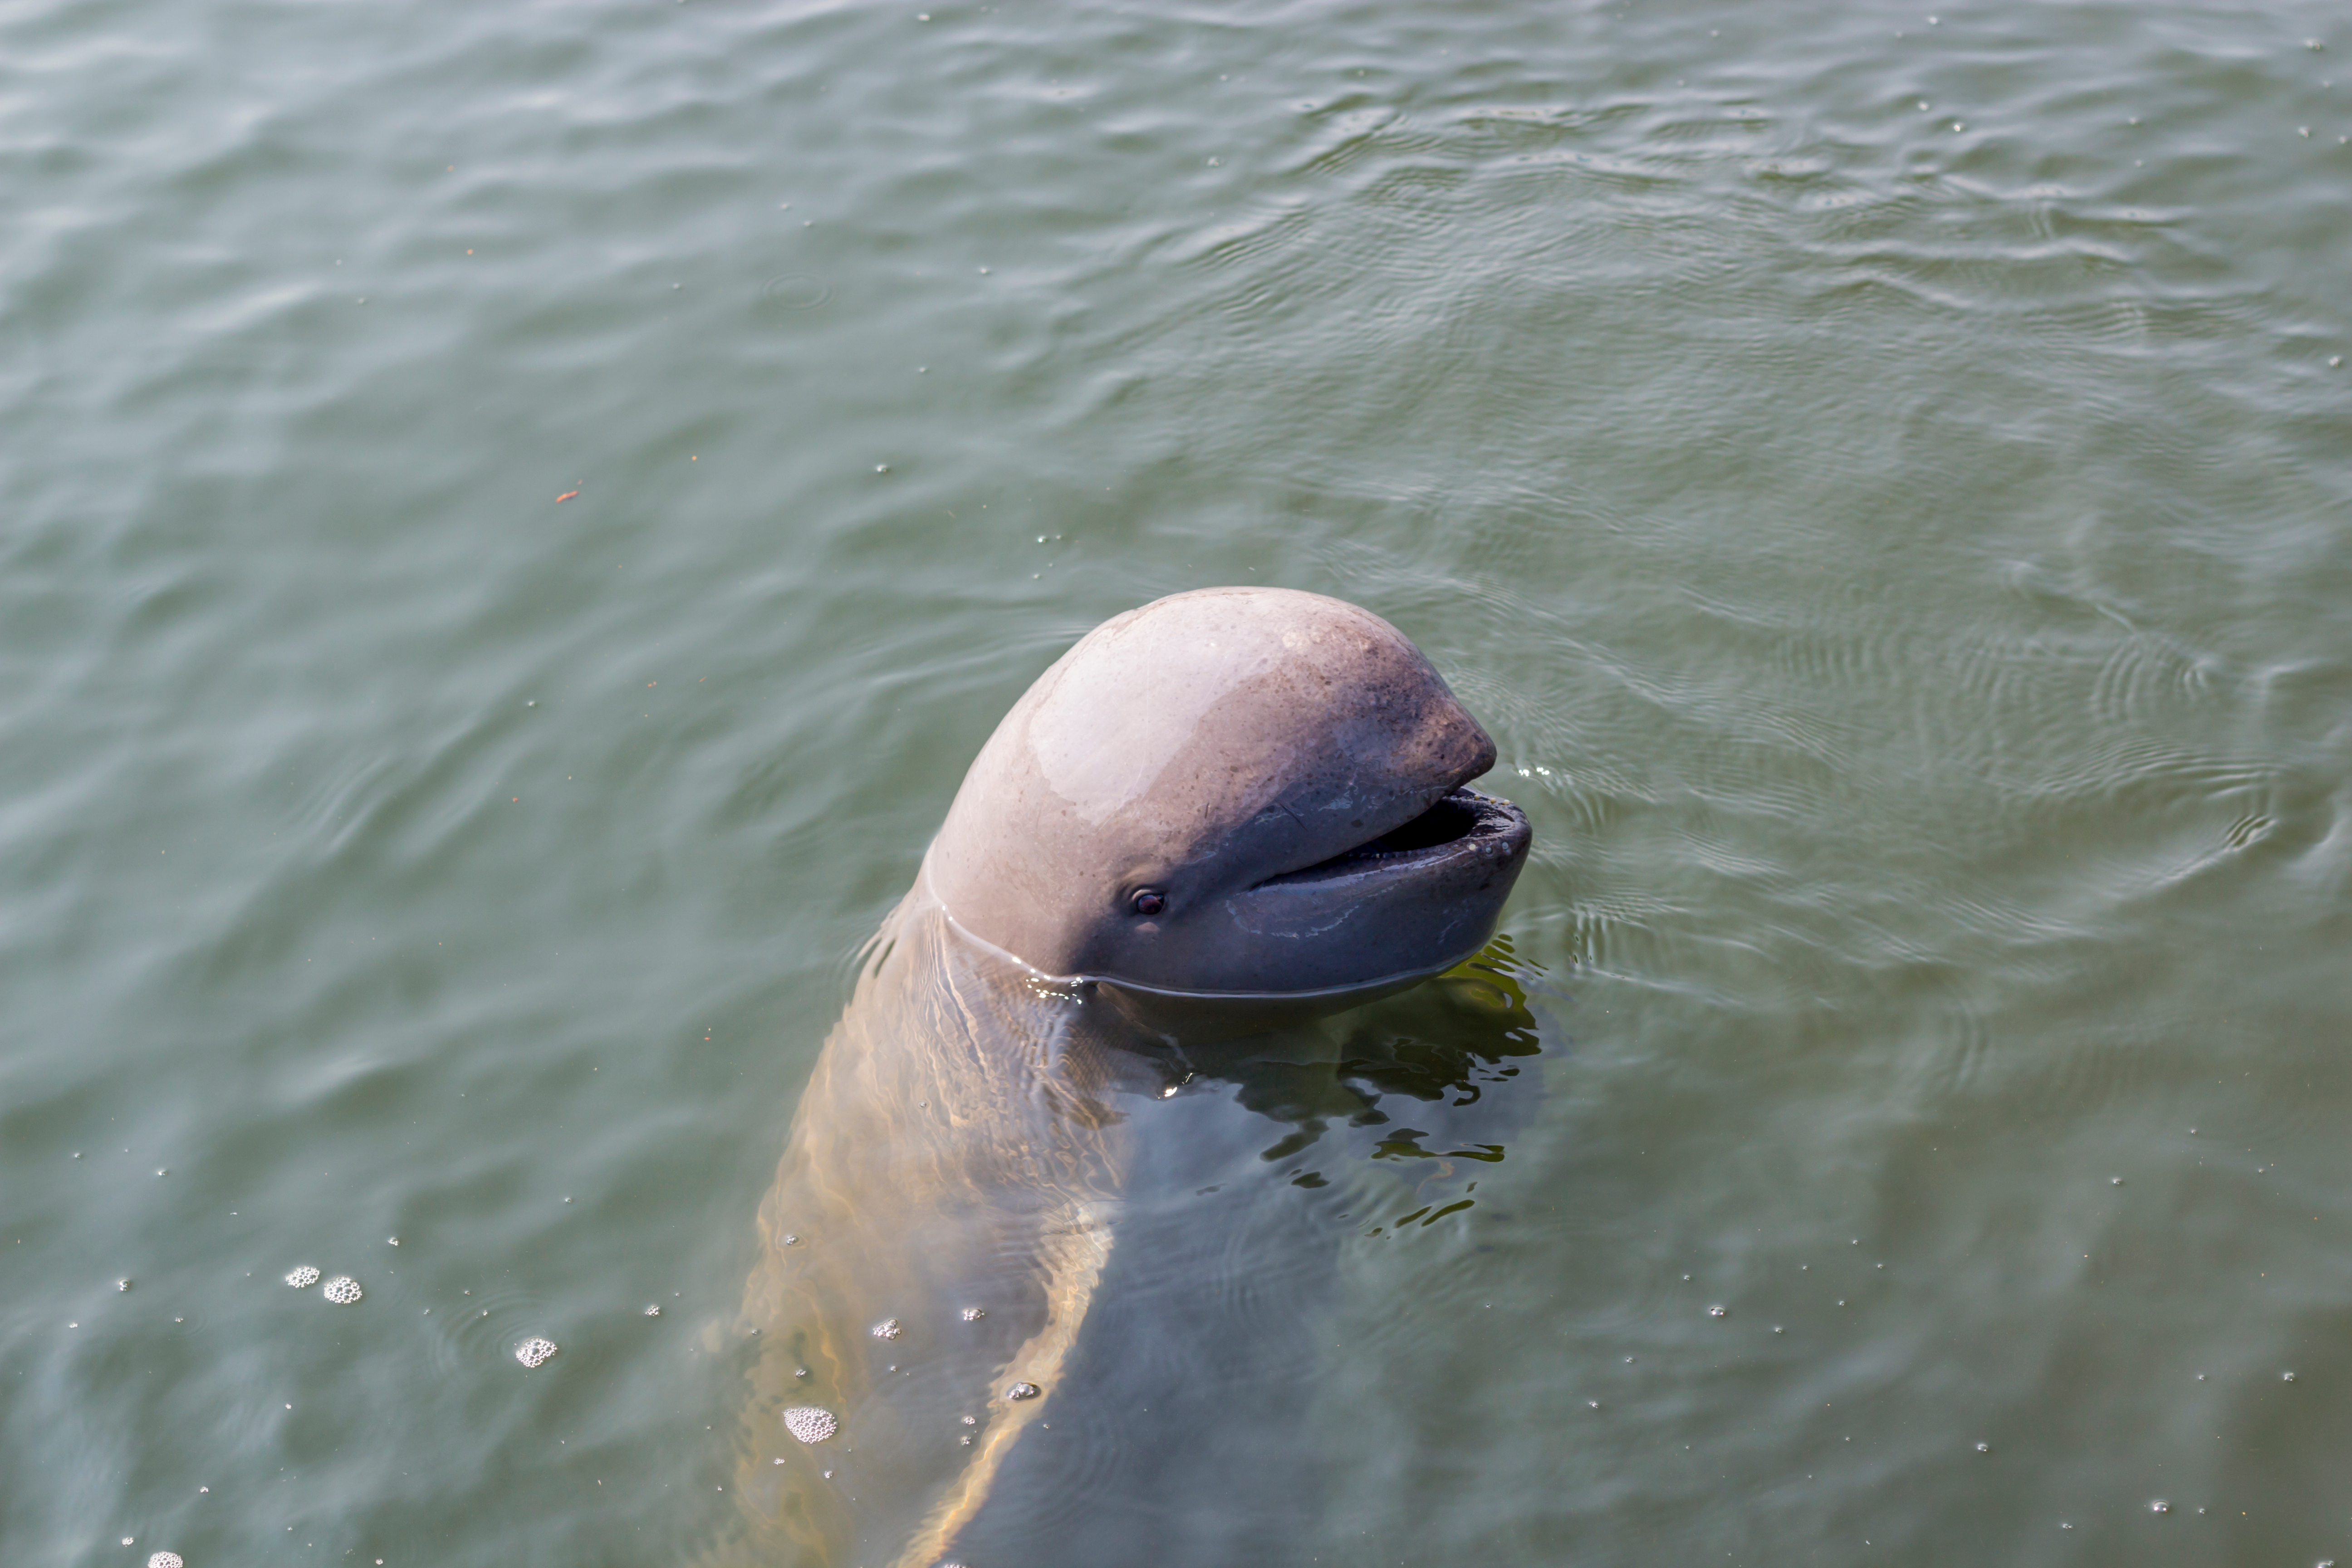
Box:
[4, 0, 2349, 1563]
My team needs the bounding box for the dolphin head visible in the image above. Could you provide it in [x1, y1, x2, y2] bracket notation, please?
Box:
[922, 588, 1532, 1006]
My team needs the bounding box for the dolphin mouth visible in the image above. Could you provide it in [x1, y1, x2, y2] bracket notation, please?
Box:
[1251, 788, 1524, 889]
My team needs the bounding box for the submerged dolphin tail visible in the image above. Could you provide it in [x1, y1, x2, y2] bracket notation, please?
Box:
[890, 1208, 1112, 1568]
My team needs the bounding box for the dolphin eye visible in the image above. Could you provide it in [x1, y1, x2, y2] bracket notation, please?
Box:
[1130, 889, 1166, 917]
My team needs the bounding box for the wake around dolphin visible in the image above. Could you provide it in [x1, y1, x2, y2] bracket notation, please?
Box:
[723, 588, 1532, 1567]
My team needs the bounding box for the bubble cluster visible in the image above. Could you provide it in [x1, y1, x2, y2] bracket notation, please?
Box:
[783, 1406, 838, 1444]
[872, 1318, 903, 1340]
[960, 1307, 985, 1322]
[1006, 1381, 1040, 1401]
[148, 1554, 183, 1568]
[285, 1266, 321, 1289]
[643, 1305, 662, 1317]
[514, 1337, 559, 1368]
[322, 1277, 364, 1305]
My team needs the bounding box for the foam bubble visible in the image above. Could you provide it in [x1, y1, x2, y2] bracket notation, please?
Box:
[148, 1555, 183, 1568]
[285, 1266, 321, 1289]
[322, 1277, 363, 1305]
[960, 1307, 985, 1322]
[1006, 1381, 1040, 1401]
[643, 1305, 662, 1317]
[872, 1318, 903, 1340]
[783, 1406, 838, 1444]
[515, 1337, 559, 1368]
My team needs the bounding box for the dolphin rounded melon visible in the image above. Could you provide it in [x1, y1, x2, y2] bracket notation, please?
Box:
[722, 588, 1530, 1568]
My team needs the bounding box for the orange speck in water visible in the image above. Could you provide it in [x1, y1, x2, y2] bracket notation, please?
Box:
[555, 490, 579, 503]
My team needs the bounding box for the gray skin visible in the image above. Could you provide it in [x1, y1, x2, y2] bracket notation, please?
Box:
[720, 588, 1529, 1568]
[925, 586, 1531, 1002]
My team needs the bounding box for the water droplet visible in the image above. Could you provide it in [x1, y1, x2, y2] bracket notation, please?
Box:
[1588, 1398, 1601, 1408]
[322, 1276, 363, 1305]
[784, 1406, 838, 1444]
[872, 1318, 903, 1340]
[387, 1236, 401, 1246]
[2151, 1499, 2171, 1514]
[515, 1337, 559, 1368]
[1773, 1325, 1784, 1333]
[875, 464, 891, 474]
[2283, 1371, 2297, 1382]
[286, 1266, 321, 1289]
[1007, 1381, 1041, 1401]
[117, 1279, 132, 1292]
[1707, 1304, 1727, 1318]
[1975, 1441, 1990, 1453]
[2111, 1176, 2124, 1186]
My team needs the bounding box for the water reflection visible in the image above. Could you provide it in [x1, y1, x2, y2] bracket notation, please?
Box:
[1152, 937, 1551, 1229]
[945, 941, 1553, 1568]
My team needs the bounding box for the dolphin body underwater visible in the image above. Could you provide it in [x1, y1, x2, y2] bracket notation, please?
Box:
[723, 587, 1534, 1567]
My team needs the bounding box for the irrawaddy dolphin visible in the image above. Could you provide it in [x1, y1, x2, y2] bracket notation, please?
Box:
[720, 587, 1533, 1567]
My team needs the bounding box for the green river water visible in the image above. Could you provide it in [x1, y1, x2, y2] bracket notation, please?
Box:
[5, 0, 2350, 1563]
